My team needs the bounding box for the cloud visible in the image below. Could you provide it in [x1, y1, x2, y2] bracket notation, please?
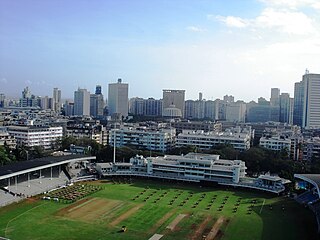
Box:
[25, 80, 32, 85]
[186, 26, 207, 32]
[215, 16, 249, 28]
[214, 8, 316, 35]
[0, 78, 8, 84]
[259, 0, 320, 10]
[255, 8, 315, 34]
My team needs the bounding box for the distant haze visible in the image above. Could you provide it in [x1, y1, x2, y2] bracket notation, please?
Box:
[1, 0, 320, 101]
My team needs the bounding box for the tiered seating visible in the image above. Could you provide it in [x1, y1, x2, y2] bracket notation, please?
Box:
[0, 189, 20, 207]
[296, 190, 319, 204]
[7, 172, 70, 198]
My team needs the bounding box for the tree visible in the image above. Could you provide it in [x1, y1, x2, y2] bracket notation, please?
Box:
[0, 146, 11, 166]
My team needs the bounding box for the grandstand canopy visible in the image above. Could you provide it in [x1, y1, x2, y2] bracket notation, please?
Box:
[294, 174, 320, 196]
[0, 155, 96, 181]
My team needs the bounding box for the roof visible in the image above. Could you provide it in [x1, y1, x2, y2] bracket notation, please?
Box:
[0, 155, 95, 180]
[295, 174, 320, 188]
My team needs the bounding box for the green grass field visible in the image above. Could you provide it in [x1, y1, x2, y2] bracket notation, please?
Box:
[0, 179, 317, 240]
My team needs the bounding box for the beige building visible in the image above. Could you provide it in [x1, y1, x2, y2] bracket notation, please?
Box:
[162, 89, 185, 118]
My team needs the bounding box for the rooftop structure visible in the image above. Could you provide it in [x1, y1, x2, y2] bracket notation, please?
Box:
[109, 125, 176, 152]
[176, 127, 252, 151]
[7, 125, 63, 150]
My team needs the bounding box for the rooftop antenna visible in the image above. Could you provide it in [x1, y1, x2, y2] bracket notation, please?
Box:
[305, 68, 309, 74]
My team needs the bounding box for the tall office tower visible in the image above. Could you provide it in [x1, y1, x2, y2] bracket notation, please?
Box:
[279, 93, 291, 123]
[162, 89, 185, 118]
[108, 79, 129, 118]
[0, 93, 5, 108]
[270, 88, 280, 122]
[90, 85, 105, 117]
[270, 88, 280, 106]
[293, 71, 320, 129]
[74, 88, 90, 116]
[289, 98, 294, 124]
[293, 81, 304, 126]
[52, 88, 62, 112]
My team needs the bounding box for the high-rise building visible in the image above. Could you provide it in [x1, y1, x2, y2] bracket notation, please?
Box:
[226, 101, 246, 122]
[95, 85, 102, 95]
[74, 88, 90, 116]
[204, 100, 218, 120]
[108, 79, 129, 118]
[90, 85, 105, 117]
[40, 96, 50, 110]
[129, 97, 145, 115]
[279, 93, 291, 123]
[145, 98, 162, 116]
[0, 94, 5, 108]
[293, 81, 304, 126]
[64, 100, 74, 116]
[52, 88, 62, 112]
[19, 87, 39, 108]
[270, 88, 280, 106]
[184, 99, 205, 119]
[223, 95, 234, 103]
[162, 89, 185, 118]
[269, 88, 280, 122]
[293, 71, 320, 129]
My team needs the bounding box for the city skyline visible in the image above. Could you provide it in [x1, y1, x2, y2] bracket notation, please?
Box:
[1, 0, 320, 101]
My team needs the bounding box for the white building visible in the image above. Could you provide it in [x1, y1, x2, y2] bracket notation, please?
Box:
[7, 125, 63, 149]
[294, 72, 320, 129]
[74, 88, 90, 116]
[109, 125, 176, 152]
[52, 88, 62, 112]
[0, 131, 16, 149]
[259, 136, 291, 152]
[176, 127, 252, 151]
[226, 102, 246, 122]
[303, 137, 320, 161]
[96, 152, 289, 193]
[108, 79, 129, 118]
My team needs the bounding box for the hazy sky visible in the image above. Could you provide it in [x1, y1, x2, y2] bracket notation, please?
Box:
[1, 0, 320, 101]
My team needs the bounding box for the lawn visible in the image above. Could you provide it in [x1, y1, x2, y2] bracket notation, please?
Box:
[0, 179, 317, 240]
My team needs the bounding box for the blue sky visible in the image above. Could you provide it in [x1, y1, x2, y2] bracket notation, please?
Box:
[1, 0, 320, 101]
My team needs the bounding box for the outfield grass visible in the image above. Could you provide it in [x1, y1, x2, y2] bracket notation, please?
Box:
[0, 179, 317, 240]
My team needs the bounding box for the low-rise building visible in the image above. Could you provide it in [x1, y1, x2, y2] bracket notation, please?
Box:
[0, 131, 16, 149]
[259, 136, 291, 152]
[303, 138, 320, 161]
[7, 125, 63, 149]
[176, 127, 252, 151]
[65, 119, 108, 145]
[171, 121, 222, 134]
[109, 125, 176, 152]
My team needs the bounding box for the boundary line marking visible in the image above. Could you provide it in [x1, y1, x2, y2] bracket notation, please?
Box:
[259, 199, 265, 214]
[5, 202, 48, 238]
